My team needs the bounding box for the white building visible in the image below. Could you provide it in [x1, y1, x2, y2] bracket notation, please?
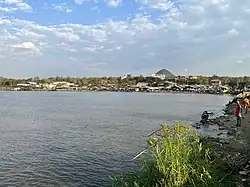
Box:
[42, 82, 78, 90]
[17, 82, 40, 88]
[151, 74, 166, 80]
[136, 82, 148, 88]
[210, 79, 222, 86]
[52, 82, 75, 86]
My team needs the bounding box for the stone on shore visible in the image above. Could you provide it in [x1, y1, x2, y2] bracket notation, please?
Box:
[197, 97, 250, 185]
[219, 126, 226, 130]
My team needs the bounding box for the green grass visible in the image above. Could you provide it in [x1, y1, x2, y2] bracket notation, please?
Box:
[110, 122, 240, 187]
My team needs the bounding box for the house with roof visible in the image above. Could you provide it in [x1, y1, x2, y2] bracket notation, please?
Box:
[17, 82, 40, 88]
[167, 85, 183, 91]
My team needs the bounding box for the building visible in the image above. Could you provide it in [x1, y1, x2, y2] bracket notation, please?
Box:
[168, 85, 183, 91]
[17, 82, 40, 88]
[151, 73, 165, 80]
[41, 81, 77, 90]
[135, 82, 148, 88]
[188, 76, 198, 80]
[52, 81, 75, 87]
[210, 79, 222, 86]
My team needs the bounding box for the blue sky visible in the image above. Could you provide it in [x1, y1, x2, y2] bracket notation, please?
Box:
[0, 0, 250, 78]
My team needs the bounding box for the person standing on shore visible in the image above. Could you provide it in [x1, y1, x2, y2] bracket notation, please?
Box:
[235, 99, 242, 127]
[242, 97, 249, 114]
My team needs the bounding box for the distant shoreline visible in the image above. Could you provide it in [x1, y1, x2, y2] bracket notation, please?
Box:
[0, 89, 233, 96]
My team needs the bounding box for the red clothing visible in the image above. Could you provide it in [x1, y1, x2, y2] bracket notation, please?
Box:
[235, 103, 242, 117]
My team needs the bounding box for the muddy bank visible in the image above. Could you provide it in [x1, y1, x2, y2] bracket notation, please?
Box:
[192, 100, 236, 139]
[195, 98, 250, 185]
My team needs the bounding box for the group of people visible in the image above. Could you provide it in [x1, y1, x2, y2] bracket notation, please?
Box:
[235, 96, 249, 127]
[200, 96, 250, 127]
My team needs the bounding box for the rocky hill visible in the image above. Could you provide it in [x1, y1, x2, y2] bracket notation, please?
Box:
[155, 69, 176, 78]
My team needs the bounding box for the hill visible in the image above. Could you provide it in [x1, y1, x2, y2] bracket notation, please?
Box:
[155, 69, 176, 78]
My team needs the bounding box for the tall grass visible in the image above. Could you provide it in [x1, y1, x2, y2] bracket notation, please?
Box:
[111, 122, 237, 187]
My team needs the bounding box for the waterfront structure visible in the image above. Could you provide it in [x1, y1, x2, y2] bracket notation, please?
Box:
[16, 82, 41, 90]
[17, 82, 40, 88]
[41, 82, 78, 90]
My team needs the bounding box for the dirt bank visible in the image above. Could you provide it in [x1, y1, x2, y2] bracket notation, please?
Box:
[198, 98, 250, 186]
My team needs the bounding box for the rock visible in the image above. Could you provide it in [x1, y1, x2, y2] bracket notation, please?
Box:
[231, 125, 237, 128]
[242, 178, 247, 182]
[239, 171, 249, 175]
[217, 132, 223, 136]
[219, 126, 226, 130]
[207, 121, 213, 125]
[239, 141, 246, 145]
[219, 139, 229, 144]
[227, 129, 237, 136]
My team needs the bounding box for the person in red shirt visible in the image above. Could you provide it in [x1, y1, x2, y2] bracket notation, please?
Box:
[235, 99, 242, 127]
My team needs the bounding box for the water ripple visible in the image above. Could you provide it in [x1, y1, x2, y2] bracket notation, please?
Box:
[0, 92, 231, 186]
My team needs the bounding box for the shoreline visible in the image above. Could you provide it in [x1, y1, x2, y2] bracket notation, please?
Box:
[0, 89, 233, 97]
[112, 98, 250, 186]
[196, 97, 250, 184]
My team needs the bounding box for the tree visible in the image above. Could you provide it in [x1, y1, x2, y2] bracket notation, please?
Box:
[238, 82, 247, 90]
[228, 79, 238, 89]
[33, 76, 40, 81]
[4, 80, 11, 87]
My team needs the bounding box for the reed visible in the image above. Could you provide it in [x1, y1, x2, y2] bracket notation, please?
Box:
[111, 122, 237, 187]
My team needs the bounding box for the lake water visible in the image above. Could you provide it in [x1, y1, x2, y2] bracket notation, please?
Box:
[0, 92, 231, 187]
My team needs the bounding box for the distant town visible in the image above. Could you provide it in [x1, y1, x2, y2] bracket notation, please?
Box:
[0, 69, 249, 95]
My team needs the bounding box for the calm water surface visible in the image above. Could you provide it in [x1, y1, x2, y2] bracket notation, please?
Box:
[0, 92, 231, 186]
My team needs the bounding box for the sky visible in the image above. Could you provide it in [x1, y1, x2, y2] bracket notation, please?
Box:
[0, 0, 249, 78]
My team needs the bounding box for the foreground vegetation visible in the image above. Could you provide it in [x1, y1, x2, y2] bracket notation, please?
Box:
[111, 122, 240, 187]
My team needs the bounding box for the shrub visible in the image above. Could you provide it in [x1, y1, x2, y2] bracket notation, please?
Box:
[111, 122, 226, 187]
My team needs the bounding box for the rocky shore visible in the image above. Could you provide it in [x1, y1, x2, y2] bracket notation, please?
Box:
[194, 97, 250, 186]
[111, 96, 250, 186]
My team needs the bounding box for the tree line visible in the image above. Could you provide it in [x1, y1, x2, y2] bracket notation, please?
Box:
[0, 75, 250, 88]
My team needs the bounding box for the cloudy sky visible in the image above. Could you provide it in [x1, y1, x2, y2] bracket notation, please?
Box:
[0, 0, 249, 78]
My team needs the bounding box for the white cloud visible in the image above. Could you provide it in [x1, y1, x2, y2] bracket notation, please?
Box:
[10, 41, 36, 49]
[57, 42, 77, 52]
[105, 0, 122, 7]
[9, 41, 41, 58]
[0, 0, 22, 4]
[74, 0, 89, 4]
[236, 59, 243, 64]
[228, 28, 239, 36]
[0, 0, 32, 12]
[1, 0, 250, 77]
[138, 0, 176, 11]
[16, 2, 32, 11]
[52, 3, 72, 13]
